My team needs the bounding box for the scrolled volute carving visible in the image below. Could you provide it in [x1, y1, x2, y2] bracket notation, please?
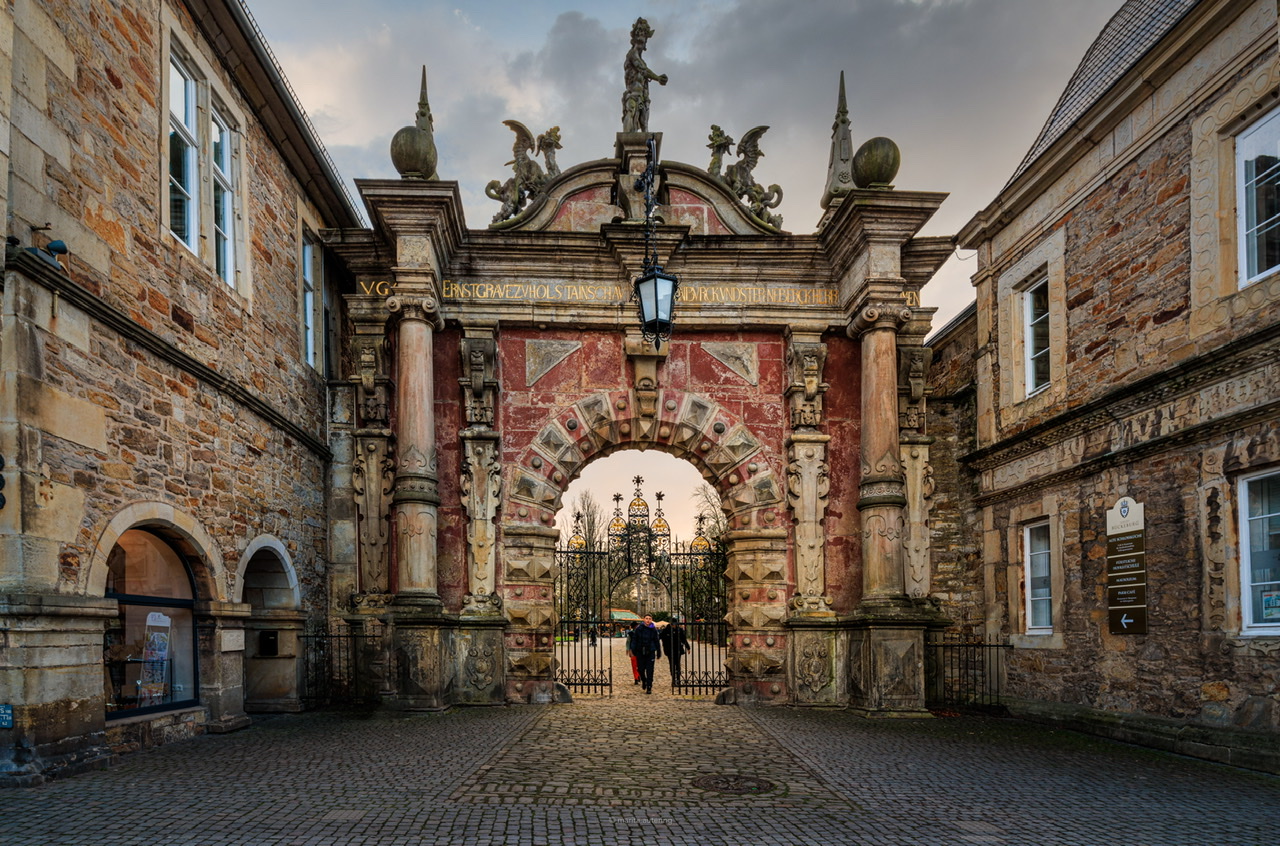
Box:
[387, 294, 443, 328]
[849, 303, 912, 338]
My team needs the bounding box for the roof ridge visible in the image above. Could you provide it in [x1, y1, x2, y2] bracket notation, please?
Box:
[1004, 0, 1199, 189]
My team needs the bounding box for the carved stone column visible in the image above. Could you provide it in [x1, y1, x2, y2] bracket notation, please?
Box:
[851, 303, 912, 602]
[846, 300, 939, 716]
[388, 294, 443, 610]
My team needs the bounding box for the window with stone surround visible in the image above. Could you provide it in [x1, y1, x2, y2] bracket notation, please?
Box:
[1024, 521, 1052, 632]
[1190, 62, 1280, 337]
[1023, 274, 1051, 394]
[1003, 497, 1064, 648]
[162, 26, 246, 295]
[1240, 469, 1280, 635]
[1238, 103, 1280, 287]
[300, 231, 322, 369]
[995, 227, 1066, 419]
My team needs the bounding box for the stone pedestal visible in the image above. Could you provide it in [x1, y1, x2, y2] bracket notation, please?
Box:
[387, 615, 451, 710]
[195, 600, 252, 733]
[0, 594, 118, 786]
[788, 620, 845, 706]
[846, 599, 947, 716]
[451, 619, 507, 706]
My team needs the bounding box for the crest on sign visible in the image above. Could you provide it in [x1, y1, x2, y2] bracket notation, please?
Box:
[1106, 496, 1144, 534]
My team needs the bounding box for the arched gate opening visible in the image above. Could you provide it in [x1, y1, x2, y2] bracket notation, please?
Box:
[554, 476, 728, 697]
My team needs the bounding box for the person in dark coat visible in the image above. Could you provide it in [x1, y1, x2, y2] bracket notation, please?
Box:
[631, 615, 662, 693]
[658, 620, 689, 683]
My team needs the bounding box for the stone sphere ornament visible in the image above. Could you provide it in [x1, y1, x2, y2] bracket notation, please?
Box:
[852, 136, 900, 188]
[391, 67, 439, 180]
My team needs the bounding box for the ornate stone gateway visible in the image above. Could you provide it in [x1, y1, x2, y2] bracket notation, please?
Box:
[324, 20, 950, 713]
[554, 481, 729, 697]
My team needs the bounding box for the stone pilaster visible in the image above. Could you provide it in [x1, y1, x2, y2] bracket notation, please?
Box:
[194, 600, 252, 733]
[501, 524, 557, 704]
[722, 528, 789, 704]
[460, 432, 502, 614]
[0, 594, 118, 787]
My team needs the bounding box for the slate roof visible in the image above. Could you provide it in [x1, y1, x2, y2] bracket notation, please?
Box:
[1007, 0, 1199, 186]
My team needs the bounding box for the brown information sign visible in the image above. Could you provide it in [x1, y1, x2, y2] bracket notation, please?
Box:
[1108, 607, 1148, 635]
[1105, 497, 1147, 636]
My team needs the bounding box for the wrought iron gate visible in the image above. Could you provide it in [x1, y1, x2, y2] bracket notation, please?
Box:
[924, 632, 1010, 711]
[300, 621, 393, 707]
[554, 477, 728, 697]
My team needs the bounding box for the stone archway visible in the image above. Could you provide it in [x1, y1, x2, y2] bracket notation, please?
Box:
[88, 501, 251, 732]
[235, 536, 304, 712]
[87, 501, 224, 601]
[497, 387, 791, 704]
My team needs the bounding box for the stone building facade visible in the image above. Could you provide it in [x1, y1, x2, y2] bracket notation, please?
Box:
[0, 0, 359, 784]
[931, 0, 1280, 772]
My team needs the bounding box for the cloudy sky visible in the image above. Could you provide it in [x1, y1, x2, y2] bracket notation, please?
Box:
[250, 0, 1125, 537]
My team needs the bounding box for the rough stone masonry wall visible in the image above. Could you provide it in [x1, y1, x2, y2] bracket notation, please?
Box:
[995, 430, 1279, 734]
[5, 0, 332, 605]
[987, 92, 1279, 732]
[925, 313, 984, 632]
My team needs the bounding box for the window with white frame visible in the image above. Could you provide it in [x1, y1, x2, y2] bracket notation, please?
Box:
[301, 234, 320, 368]
[211, 109, 236, 286]
[1024, 275, 1051, 394]
[164, 37, 243, 291]
[168, 56, 198, 250]
[1238, 104, 1280, 287]
[1025, 521, 1052, 632]
[1241, 470, 1280, 633]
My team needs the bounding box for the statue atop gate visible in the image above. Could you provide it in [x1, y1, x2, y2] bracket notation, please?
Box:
[621, 17, 667, 133]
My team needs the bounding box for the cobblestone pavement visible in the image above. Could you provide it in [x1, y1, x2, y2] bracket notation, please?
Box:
[3, 638, 1276, 845]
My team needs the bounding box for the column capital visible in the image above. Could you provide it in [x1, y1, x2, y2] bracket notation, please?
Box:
[847, 302, 911, 338]
[387, 294, 443, 329]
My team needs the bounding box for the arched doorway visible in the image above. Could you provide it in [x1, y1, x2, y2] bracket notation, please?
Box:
[553, 471, 728, 697]
[237, 538, 304, 712]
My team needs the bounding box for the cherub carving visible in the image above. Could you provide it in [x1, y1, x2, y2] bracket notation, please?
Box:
[706, 125, 735, 178]
[536, 126, 562, 178]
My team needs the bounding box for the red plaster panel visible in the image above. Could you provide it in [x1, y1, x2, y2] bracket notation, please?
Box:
[822, 333, 862, 613]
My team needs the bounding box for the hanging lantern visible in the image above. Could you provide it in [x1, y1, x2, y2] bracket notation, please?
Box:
[632, 134, 679, 346]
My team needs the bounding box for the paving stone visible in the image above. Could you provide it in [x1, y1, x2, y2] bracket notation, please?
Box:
[0, 638, 1275, 844]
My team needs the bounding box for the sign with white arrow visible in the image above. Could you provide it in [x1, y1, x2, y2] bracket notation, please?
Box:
[1105, 497, 1148, 635]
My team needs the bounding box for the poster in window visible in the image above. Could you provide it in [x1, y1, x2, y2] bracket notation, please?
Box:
[139, 611, 171, 705]
[1262, 590, 1280, 621]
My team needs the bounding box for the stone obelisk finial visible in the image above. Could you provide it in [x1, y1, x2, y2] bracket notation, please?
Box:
[390, 66, 439, 180]
[820, 71, 854, 209]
